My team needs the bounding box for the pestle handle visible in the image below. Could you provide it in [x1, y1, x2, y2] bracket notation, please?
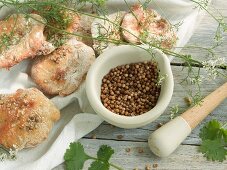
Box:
[181, 82, 227, 129]
[148, 82, 227, 157]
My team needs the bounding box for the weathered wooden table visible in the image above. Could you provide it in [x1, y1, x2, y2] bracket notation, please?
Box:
[55, 0, 227, 169]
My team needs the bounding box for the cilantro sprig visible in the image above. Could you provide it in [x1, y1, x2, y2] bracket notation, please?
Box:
[64, 142, 123, 170]
[199, 120, 227, 162]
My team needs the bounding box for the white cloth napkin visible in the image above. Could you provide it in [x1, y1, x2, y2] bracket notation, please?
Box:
[0, 0, 209, 169]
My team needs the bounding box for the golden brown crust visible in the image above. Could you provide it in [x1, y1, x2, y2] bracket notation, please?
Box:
[64, 11, 94, 46]
[74, 14, 95, 47]
[91, 11, 126, 54]
[44, 11, 94, 47]
[31, 38, 95, 96]
[0, 14, 55, 69]
[121, 4, 177, 49]
[0, 88, 60, 150]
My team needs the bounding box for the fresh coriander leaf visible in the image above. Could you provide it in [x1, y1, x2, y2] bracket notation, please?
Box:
[199, 120, 227, 141]
[88, 161, 109, 170]
[97, 145, 114, 162]
[64, 142, 90, 170]
[199, 120, 227, 143]
[199, 120, 227, 162]
[199, 139, 227, 162]
[64, 142, 122, 170]
[199, 120, 221, 140]
[221, 128, 227, 143]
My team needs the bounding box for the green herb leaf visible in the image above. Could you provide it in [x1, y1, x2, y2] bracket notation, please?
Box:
[221, 128, 227, 143]
[199, 120, 222, 140]
[199, 139, 227, 162]
[64, 142, 90, 170]
[97, 145, 114, 162]
[199, 120, 227, 142]
[88, 161, 110, 170]
[199, 120, 227, 162]
[64, 142, 122, 170]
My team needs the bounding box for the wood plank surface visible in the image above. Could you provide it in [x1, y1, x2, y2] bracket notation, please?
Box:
[83, 66, 227, 145]
[56, 139, 227, 170]
[54, 0, 227, 169]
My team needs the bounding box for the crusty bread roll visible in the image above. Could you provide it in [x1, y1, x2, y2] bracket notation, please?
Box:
[0, 88, 60, 150]
[91, 11, 126, 54]
[31, 37, 95, 96]
[121, 4, 177, 49]
[0, 14, 55, 69]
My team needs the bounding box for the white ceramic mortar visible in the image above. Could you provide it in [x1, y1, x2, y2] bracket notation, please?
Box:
[86, 45, 174, 128]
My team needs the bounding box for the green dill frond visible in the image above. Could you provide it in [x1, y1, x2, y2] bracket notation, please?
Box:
[0, 14, 20, 52]
[0, 0, 226, 106]
[22, 0, 73, 47]
[0, 33, 12, 52]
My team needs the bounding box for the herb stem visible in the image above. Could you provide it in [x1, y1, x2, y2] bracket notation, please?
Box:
[89, 156, 123, 170]
[123, 0, 139, 23]
[191, 0, 226, 29]
[1, 0, 226, 107]
[0, 0, 216, 68]
[109, 162, 124, 170]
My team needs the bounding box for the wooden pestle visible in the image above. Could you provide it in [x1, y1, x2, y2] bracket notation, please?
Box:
[181, 82, 227, 129]
[148, 82, 227, 157]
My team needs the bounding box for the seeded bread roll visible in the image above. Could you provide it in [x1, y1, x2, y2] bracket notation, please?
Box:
[0, 88, 60, 150]
[121, 4, 177, 49]
[91, 11, 126, 54]
[31, 37, 95, 96]
[0, 14, 55, 69]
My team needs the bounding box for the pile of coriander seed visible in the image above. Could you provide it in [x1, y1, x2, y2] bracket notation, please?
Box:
[100, 61, 161, 116]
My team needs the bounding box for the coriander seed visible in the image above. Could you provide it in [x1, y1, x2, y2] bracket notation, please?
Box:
[100, 61, 161, 116]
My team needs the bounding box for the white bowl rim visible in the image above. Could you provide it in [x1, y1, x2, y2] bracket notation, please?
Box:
[86, 45, 174, 128]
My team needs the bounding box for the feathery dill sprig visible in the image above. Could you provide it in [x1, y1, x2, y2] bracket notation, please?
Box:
[0, 33, 12, 53]
[0, 0, 226, 105]
[0, 14, 20, 52]
[191, 0, 227, 43]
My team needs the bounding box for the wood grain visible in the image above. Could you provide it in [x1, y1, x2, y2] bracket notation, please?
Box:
[54, 139, 227, 170]
[54, 0, 227, 169]
[181, 82, 227, 129]
[83, 66, 227, 145]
